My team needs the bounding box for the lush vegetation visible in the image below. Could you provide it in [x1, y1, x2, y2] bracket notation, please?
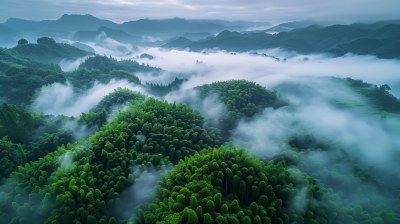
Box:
[340, 77, 400, 113]
[0, 47, 65, 105]
[0, 97, 220, 223]
[137, 146, 329, 224]
[145, 77, 187, 97]
[195, 80, 282, 138]
[1, 35, 399, 224]
[12, 37, 93, 64]
[68, 55, 161, 89]
[80, 88, 145, 128]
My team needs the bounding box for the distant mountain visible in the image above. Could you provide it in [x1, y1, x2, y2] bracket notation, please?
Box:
[182, 32, 213, 41]
[1, 15, 264, 47]
[3, 14, 118, 33]
[265, 21, 328, 33]
[119, 18, 227, 37]
[164, 22, 400, 59]
[73, 26, 141, 44]
[71, 42, 96, 53]
[162, 37, 193, 49]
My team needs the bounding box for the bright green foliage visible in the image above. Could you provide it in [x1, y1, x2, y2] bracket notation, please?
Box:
[0, 145, 69, 223]
[0, 96, 219, 223]
[80, 88, 145, 128]
[0, 137, 25, 180]
[138, 147, 327, 224]
[183, 208, 198, 224]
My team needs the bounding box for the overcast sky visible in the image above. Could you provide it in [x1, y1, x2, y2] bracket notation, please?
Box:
[1, 0, 400, 23]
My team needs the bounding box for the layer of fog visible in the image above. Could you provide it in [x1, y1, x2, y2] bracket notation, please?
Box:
[113, 165, 173, 221]
[134, 48, 400, 96]
[0, 178, 50, 224]
[58, 151, 73, 170]
[80, 32, 138, 57]
[166, 89, 228, 127]
[72, 36, 400, 97]
[32, 80, 145, 117]
[231, 78, 400, 214]
[58, 56, 90, 72]
[127, 47, 400, 215]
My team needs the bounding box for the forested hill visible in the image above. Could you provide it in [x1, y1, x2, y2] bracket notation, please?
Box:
[12, 37, 93, 64]
[164, 22, 400, 59]
[0, 46, 65, 105]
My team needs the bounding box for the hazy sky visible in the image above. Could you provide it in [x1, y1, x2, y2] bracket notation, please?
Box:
[1, 0, 400, 23]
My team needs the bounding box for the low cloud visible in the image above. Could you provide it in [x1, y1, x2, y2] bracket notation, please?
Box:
[32, 80, 145, 117]
[83, 32, 138, 56]
[135, 48, 400, 93]
[58, 151, 73, 170]
[231, 77, 400, 215]
[165, 89, 228, 126]
[58, 56, 90, 72]
[113, 164, 173, 220]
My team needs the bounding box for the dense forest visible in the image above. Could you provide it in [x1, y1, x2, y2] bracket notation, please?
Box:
[0, 34, 399, 224]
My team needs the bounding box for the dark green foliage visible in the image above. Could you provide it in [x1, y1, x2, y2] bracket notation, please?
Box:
[0, 105, 76, 178]
[12, 37, 92, 64]
[36, 37, 56, 45]
[17, 38, 28, 45]
[197, 80, 279, 119]
[196, 80, 281, 138]
[172, 23, 400, 59]
[25, 131, 74, 161]
[78, 55, 160, 74]
[0, 47, 64, 105]
[145, 77, 187, 97]
[67, 68, 140, 89]
[0, 47, 61, 72]
[68, 55, 160, 89]
[0, 104, 40, 144]
[0, 137, 25, 181]
[341, 77, 400, 113]
[0, 66, 66, 105]
[139, 53, 155, 60]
